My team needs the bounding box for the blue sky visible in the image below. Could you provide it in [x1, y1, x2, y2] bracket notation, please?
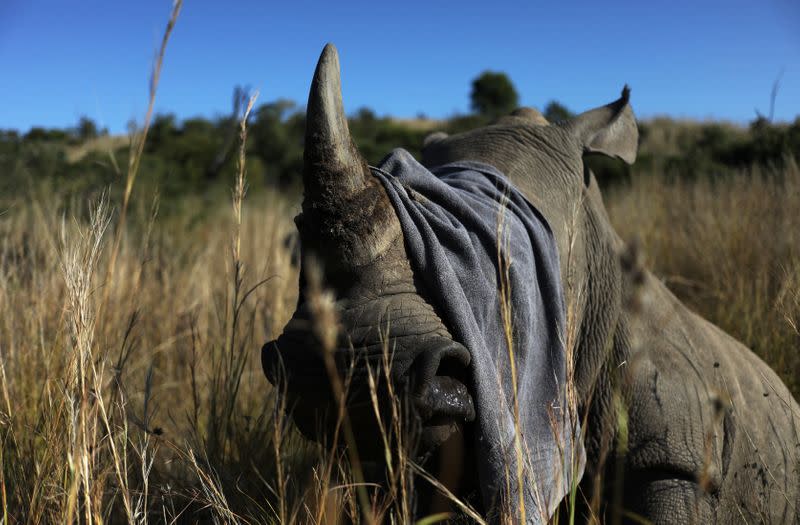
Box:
[1, 0, 798, 134]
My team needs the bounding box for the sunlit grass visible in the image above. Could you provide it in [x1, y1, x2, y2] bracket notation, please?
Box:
[2, 155, 798, 523]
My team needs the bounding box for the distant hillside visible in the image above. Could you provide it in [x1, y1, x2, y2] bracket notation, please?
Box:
[387, 117, 443, 131]
[65, 135, 130, 163]
[2, 107, 798, 211]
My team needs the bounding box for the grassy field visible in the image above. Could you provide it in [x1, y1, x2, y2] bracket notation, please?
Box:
[1, 134, 798, 522]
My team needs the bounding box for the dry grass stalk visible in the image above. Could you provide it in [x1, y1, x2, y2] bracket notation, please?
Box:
[103, 0, 183, 307]
[495, 196, 528, 523]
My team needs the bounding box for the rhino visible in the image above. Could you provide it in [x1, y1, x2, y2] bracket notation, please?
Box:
[262, 44, 800, 523]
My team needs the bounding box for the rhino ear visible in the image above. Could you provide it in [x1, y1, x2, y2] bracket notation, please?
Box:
[563, 86, 638, 164]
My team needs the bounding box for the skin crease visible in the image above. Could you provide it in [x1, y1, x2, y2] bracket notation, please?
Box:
[264, 45, 800, 523]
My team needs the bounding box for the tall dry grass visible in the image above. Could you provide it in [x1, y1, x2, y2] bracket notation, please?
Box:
[2, 162, 799, 522]
[2, 125, 798, 523]
[0, 183, 301, 521]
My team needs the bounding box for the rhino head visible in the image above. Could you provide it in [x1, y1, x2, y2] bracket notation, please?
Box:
[263, 43, 639, 476]
[262, 44, 476, 456]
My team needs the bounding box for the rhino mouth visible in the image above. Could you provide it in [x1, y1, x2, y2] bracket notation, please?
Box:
[410, 342, 475, 422]
[404, 342, 475, 450]
[420, 376, 475, 423]
[262, 323, 476, 455]
[416, 375, 475, 451]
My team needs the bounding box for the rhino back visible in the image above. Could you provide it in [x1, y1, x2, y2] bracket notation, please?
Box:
[622, 271, 800, 523]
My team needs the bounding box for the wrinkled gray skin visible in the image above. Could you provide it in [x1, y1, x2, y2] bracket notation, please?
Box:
[263, 44, 800, 522]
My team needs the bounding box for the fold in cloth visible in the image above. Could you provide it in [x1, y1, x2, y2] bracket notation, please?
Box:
[371, 149, 584, 522]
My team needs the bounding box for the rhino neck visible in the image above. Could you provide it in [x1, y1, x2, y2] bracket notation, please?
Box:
[424, 125, 622, 402]
[490, 147, 627, 405]
[570, 171, 627, 404]
[501, 150, 626, 407]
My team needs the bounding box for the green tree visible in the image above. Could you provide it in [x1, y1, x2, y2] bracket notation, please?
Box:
[470, 71, 519, 117]
[543, 101, 574, 123]
[24, 127, 69, 142]
[76, 116, 98, 141]
[249, 99, 304, 187]
[147, 113, 178, 152]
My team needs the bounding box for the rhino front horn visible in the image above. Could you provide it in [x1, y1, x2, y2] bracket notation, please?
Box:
[303, 43, 370, 203]
[299, 44, 401, 269]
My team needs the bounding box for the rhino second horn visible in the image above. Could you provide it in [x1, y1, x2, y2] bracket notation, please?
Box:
[303, 43, 370, 202]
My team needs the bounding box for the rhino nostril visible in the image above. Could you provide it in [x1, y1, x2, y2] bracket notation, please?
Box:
[435, 342, 471, 386]
[410, 341, 471, 391]
[435, 354, 470, 386]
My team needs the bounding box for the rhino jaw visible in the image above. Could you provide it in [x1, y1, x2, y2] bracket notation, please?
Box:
[262, 290, 477, 456]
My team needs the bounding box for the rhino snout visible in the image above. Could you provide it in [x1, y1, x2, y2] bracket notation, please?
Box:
[409, 341, 475, 424]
